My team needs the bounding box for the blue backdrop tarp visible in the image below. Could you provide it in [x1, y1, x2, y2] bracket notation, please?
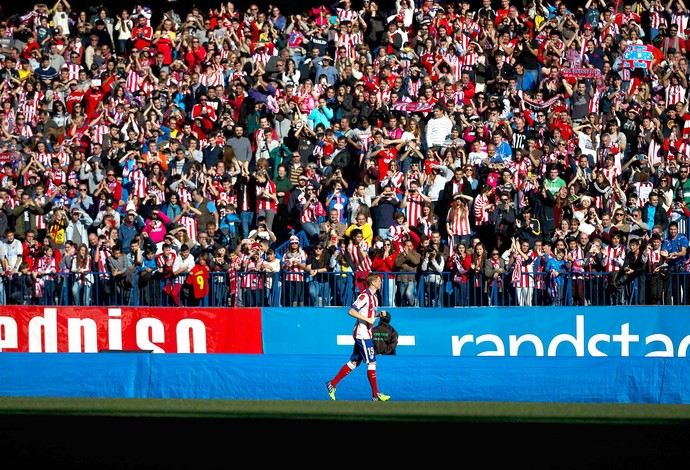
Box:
[2, 353, 690, 403]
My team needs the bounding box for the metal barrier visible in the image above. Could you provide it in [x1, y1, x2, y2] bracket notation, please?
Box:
[1, 270, 688, 308]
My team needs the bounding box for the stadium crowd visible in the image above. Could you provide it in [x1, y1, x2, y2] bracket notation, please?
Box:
[0, 0, 688, 308]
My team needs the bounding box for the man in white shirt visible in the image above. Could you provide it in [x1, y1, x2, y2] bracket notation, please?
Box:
[425, 104, 453, 153]
[171, 243, 196, 305]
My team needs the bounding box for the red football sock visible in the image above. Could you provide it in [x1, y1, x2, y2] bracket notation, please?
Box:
[331, 363, 354, 387]
[367, 365, 378, 396]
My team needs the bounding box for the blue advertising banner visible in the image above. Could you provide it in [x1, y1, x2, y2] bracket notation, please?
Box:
[262, 306, 690, 357]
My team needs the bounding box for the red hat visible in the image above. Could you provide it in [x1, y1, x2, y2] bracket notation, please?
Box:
[583, 23, 593, 30]
[251, 242, 261, 250]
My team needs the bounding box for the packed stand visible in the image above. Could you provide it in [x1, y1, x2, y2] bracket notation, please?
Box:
[0, 0, 688, 308]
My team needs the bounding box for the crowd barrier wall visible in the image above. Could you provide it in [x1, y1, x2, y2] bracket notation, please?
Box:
[2, 306, 690, 402]
[1, 353, 690, 403]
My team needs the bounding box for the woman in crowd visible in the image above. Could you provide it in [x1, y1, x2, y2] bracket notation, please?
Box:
[282, 235, 308, 307]
[446, 193, 474, 250]
[469, 241, 487, 306]
[484, 245, 507, 306]
[306, 242, 332, 307]
[71, 243, 94, 306]
[448, 242, 471, 307]
[51, 101, 70, 128]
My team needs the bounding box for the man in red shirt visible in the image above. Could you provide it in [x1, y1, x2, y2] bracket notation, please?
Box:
[83, 81, 106, 120]
[190, 94, 217, 132]
[132, 15, 153, 52]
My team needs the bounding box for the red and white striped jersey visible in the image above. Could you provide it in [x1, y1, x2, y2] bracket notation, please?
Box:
[604, 244, 625, 272]
[18, 100, 39, 125]
[156, 251, 176, 278]
[145, 184, 164, 206]
[442, 52, 462, 81]
[602, 166, 620, 186]
[447, 204, 472, 236]
[300, 199, 326, 224]
[109, 109, 125, 126]
[375, 87, 392, 104]
[387, 224, 405, 243]
[283, 249, 307, 282]
[649, 8, 667, 29]
[46, 168, 66, 187]
[217, 188, 237, 206]
[511, 251, 534, 288]
[256, 180, 277, 212]
[460, 50, 477, 73]
[334, 31, 358, 61]
[36, 151, 53, 167]
[473, 193, 491, 226]
[599, 23, 619, 43]
[91, 123, 109, 145]
[53, 151, 70, 167]
[125, 69, 143, 95]
[337, 8, 359, 23]
[129, 168, 147, 199]
[568, 246, 585, 278]
[241, 256, 265, 289]
[648, 248, 661, 269]
[199, 66, 224, 88]
[666, 84, 686, 107]
[179, 215, 198, 242]
[589, 89, 601, 114]
[67, 169, 80, 187]
[13, 123, 33, 140]
[382, 170, 405, 194]
[97, 247, 111, 280]
[671, 12, 690, 35]
[351, 288, 378, 340]
[406, 77, 423, 98]
[404, 194, 425, 227]
[677, 140, 690, 163]
[34, 195, 48, 230]
[348, 239, 372, 272]
[632, 181, 654, 207]
[252, 51, 270, 67]
[65, 63, 81, 81]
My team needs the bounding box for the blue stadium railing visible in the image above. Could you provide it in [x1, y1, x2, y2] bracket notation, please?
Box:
[1, 270, 688, 308]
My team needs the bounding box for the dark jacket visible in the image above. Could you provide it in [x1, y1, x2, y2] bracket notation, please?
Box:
[372, 312, 398, 355]
[642, 201, 669, 233]
[528, 187, 556, 242]
[490, 202, 517, 238]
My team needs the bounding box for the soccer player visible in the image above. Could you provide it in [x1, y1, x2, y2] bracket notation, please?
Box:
[325, 273, 391, 401]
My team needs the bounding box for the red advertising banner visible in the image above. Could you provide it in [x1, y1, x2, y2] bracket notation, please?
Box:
[0, 307, 263, 353]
